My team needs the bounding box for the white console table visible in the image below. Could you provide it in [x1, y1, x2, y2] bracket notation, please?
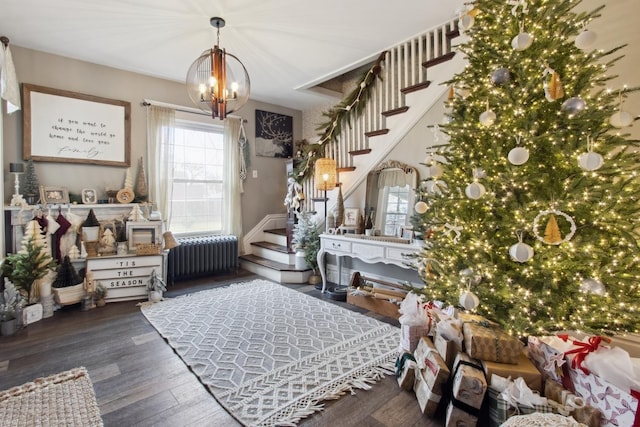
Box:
[317, 233, 421, 292]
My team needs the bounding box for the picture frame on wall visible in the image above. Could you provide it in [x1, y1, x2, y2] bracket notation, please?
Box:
[39, 185, 70, 205]
[255, 109, 293, 158]
[125, 221, 163, 251]
[343, 208, 360, 227]
[81, 188, 97, 204]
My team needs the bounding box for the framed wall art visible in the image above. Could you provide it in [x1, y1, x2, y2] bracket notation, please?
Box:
[126, 221, 163, 251]
[22, 83, 131, 167]
[255, 110, 293, 158]
[39, 185, 70, 205]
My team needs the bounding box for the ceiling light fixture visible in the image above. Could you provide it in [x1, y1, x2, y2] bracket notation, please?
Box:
[186, 17, 250, 120]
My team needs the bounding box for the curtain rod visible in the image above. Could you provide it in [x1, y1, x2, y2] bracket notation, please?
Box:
[142, 99, 247, 122]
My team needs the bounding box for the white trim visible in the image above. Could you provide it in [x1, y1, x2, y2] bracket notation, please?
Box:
[242, 213, 288, 254]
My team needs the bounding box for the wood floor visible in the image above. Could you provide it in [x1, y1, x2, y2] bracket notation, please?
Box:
[0, 270, 442, 426]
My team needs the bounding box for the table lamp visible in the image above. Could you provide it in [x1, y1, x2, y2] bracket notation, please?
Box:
[9, 162, 27, 206]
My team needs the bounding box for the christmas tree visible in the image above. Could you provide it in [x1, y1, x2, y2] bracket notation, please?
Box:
[411, 0, 639, 336]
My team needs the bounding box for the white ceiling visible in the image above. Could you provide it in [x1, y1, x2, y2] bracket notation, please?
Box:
[0, 0, 466, 111]
[0, 0, 638, 116]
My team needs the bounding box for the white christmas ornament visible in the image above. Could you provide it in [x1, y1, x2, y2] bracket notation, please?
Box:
[580, 278, 606, 296]
[426, 164, 444, 179]
[508, 146, 529, 165]
[577, 136, 603, 171]
[414, 201, 429, 214]
[459, 290, 480, 310]
[575, 29, 597, 50]
[509, 231, 534, 263]
[465, 182, 486, 200]
[610, 110, 634, 128]
[511, 32, 533, 51]
[479, 109, 496, 126]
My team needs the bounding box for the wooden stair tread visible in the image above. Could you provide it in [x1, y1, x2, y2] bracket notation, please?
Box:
[250, 241, 291, 254]
[382, 106, 409, 117]
[364, 129, 389, 137]
[337, 166, 356, 173]
[422, 51, 456, 69]
[264, 228, 287, 236]
[239, 254, 310, 272]
[401, 81, 431, 95]
[349, 148, 372, 156]
[446, 29, 461, 39]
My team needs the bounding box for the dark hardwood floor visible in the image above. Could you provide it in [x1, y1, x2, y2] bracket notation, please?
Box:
[0, 270, 440, 426]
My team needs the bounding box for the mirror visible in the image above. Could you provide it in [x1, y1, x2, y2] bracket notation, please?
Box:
[364, 160, 418, 236]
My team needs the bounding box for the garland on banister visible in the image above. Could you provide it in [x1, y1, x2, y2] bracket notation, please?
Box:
[293, 51, 387, 183]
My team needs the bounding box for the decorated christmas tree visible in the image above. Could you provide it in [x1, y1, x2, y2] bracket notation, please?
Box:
[411, 0, 639, 336]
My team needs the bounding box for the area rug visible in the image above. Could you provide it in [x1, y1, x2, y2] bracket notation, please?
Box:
[0, 367, 103, 427]
[141, 279, 399, 426]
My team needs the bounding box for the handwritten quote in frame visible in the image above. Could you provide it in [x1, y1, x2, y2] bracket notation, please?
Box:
[22, 84, 131, 167]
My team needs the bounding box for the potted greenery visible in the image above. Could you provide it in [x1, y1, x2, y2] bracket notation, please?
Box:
[291, 210, 322, 285]
[1, 237, 57, 304]
[0, 281, 21, 336]
[146, 270, 166, 303]
[94, 283, 107, 307]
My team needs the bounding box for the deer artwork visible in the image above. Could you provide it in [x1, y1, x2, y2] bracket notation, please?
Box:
[255, 110, 293, 158]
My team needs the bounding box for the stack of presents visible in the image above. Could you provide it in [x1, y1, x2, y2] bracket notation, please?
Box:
[395, 294, 640, 426]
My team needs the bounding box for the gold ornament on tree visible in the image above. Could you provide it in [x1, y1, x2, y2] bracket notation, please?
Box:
[543, 214, 562, 244]
[543, 65, 564, 102]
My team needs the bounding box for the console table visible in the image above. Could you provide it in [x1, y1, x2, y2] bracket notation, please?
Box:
[317, 233, 421, 292]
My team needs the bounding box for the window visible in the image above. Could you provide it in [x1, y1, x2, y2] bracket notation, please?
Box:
[380, 185, 411, 236]
[170, 119, 224, 235]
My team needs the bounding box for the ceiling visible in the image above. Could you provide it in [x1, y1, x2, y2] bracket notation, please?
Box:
[0, 0, 638, 116]
[0, 0, 466, 111]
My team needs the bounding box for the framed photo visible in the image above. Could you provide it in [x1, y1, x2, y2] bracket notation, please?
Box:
[81, 188, 97, 204]
[255, 110, 293, 158]
[39, 185, 70, 205]
[126, 221, 163, 251]
[22, 83, 131, 167]
[400, 226, 415, 241]
[343, 208, 360, 227]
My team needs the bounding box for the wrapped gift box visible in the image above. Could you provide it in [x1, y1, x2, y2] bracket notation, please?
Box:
[451, 352, 487, 411]
[527, 335, 569, 384]
[435, 332, 462, 370]
[463, 320, 522, 364]
[401, 323, 432, 353]
[445, 401, 478, 427]
[413, 337, 450, 416]
[395, 352, 417, 391]
[483, 351, 542, 393]
[486, 386, 554, 427]
[545, 380, 601, 427]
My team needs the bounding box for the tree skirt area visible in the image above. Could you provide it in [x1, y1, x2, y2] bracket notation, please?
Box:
[141, 279, 399, 426]
[0, 367, 103, 427]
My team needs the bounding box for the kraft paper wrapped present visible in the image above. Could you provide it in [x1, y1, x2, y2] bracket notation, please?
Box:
[435, 333, 462, 371]
[451, 352, 487, 411]
[462, 318, 522, 364]
[445, 400, 478, 427]
[435, 316, 464, 370]
[395, 352, 417, 391]
[413, 337, 450, 416]
[399, 294, 438, 352]
[545, 379, 601, 427]
[400, 323, 431, 353]
[483, 351, 542, 393]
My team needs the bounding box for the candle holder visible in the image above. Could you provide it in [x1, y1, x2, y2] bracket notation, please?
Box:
[9, 162, 27, 206]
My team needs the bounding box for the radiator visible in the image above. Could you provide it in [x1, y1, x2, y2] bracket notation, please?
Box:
[167, 235, 238, 283]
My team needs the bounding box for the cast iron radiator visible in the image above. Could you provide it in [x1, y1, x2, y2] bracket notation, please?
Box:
[167, 235, 238, 283]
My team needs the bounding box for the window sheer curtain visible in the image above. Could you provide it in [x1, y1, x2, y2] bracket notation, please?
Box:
[223, 117, 243, 240]
[146, 106, 175, 228]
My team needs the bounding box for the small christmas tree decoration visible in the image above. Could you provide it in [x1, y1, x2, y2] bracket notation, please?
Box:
[543, 214, 562, 244]
[134, 157, 149, 201]
[82, 209, 101, 241]
[128, 204, 147, 222]
[124, 168, 133, 190]
[335, 185, 344, 228]
[99, 228, 116, 254]
[53, 256, 82, 288]
[68, 245, 81, 260]
[543, 66, 564, 102]
[509, 231, 534, 263]
[533, 209, 577, 245]
[561, 96, 586, 115]
[575, 28, 597, 50]
[21, 159, 40, 204]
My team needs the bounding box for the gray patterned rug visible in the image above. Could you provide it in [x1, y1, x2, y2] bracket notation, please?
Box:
[141, 279, 399, 426]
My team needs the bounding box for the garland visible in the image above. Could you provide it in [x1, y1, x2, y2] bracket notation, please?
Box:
[293, 51, 387, 183]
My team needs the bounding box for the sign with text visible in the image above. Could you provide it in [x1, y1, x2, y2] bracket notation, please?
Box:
[22, 84, 131, 166]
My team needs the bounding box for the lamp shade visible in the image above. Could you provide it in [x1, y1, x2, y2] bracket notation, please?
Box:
[10, 163, 24, 173]
[163, 231, 180, 250]
[186, 17, 250, 120]
[314, 158, 337, 191]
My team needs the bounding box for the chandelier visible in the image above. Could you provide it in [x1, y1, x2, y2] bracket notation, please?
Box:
[186, 17, 250, 120]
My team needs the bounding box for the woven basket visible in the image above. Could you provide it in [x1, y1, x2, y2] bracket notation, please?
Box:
[136, 243, 162, 255]
[53, 283, 85, 305]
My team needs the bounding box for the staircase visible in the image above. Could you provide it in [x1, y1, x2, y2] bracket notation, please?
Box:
[240, 17, 467, 283]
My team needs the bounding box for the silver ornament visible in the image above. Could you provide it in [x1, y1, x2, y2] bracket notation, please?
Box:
[459, 290, 480, 310]
[561, 97, 587, 115]
[491, 67, 511, 86]
[580, 278, 606, 296]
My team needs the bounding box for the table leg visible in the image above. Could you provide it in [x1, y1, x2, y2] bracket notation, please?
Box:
[317, 248, 327, 293]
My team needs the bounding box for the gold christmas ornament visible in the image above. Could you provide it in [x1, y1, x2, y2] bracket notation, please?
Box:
[543, 66, 564, 102]
[543, 214, 562, 244]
